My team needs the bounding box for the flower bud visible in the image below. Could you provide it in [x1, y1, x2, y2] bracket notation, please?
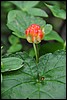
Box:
[25, 24, 44, 44]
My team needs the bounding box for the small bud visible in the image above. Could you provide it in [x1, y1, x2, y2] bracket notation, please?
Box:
[25, 24, 44, 44]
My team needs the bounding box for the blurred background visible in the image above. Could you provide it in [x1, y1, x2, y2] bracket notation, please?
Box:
[1, 1, 66, 56]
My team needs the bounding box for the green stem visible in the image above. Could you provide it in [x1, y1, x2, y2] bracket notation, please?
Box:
[63, 41, 66, 50]
[33, 43, 39, 63]
[1, 46, 3, 59]
[33, 43, 39, 81]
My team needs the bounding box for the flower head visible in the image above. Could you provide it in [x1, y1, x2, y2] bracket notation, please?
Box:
[25, 24, 44, 44]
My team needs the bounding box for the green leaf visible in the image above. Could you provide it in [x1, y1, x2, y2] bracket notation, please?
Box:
[29, 48, 35, 57]
[37, 50, 66, 99]
[44, 1, 60, 6]
[22, 1, 40, 9]
[9, 1, 25, 10]
[39, 42, 64, 56]
[8, 35, 20, 45]
[44, 24, 52, 35]
[7, 44, 22, 53]
[1, 57, 23, 72]
[10, 1, 39, 10]
[44, 30, 64, 43]
[27, 8, 48, 17]
[12, 32, 26, 39]
[45, 3, 66, 19]
[7, 10, 46, 38]
[1, 50, 66, 99]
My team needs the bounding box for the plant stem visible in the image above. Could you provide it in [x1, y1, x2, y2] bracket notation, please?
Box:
[33, 43, 39, 81]
[33, 43, 39, 63]
[63, 40, 66, 50]
[1, 46, 3, 59]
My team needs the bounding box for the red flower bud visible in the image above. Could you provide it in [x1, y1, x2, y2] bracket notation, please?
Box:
[25, 24, 44, 44]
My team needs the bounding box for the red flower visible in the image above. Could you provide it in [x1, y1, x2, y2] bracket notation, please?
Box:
[25, 24, 44, 43]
